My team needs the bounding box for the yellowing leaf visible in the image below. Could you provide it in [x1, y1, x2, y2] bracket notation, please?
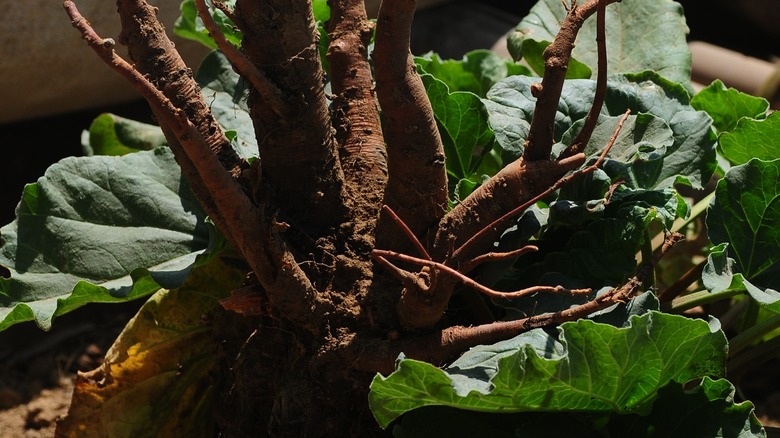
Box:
[56, 257, 245, 438]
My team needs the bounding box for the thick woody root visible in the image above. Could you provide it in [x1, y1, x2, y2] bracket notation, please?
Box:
[235, 0, 347, 231]
[388, 0, 620, 330]
[116, 0, 243, 177]
[373, 0, 448, 247]
[65, 0, 330, 333]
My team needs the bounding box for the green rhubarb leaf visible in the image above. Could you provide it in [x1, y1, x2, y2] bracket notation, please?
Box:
[175, 0, 241, 50]
[588, 291, 659, 328]
[545, 186, 685, 286]
[690, 80, 769, 133]
[313, 0, 331, 75]
[195, 50, 257, 159]
[532, 176, 686, 294]
[701, 243, 748, 296]
[369, 312, 727, 429]
[312, 0, 330, 22]
[415, 50, 530, 98]
[483, 73, 716, 189]
[519, 39, 592, 79]
[56, 256, 245, 438]
[0, 148, 210, 332]
[508, 0, 691, 89]
[608, 377, 765, 438]
[565, 113, 675, 190]
[719, 112, 780, 166]
[81, 113, 166, 156]
[420, 73, 496, 192]
[705, 158, 780, 313]
[394, 377, 764, 438]
[543, 203, 648, 285]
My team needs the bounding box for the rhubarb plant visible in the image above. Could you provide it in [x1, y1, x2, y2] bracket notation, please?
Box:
[0, 0, 776, 435]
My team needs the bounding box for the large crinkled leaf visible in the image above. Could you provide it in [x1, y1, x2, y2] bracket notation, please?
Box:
[508, 0, 691, 88]
[81, 113, 167, 156]
[517, 39, 592, 80]
[393, 377, 764, 438]
[565, 113, 675, 190]
[588, 291, 659, 328]
[195, 50, 257, 159]
[690, 80, 769, 134]
[705, 158, 780, 313]
[420, 74, 496, 183]
[538, 176, 686, 290]
[486, 172, 685, 296]
[415, 50, 529, 98]
[56, 256, 244, 438]
[483, 73, 716, 189]
[702, 244, 780, 315]
[544, 188, 688, 287]
[0, 148, 210, 331]
[542, 203, 649, 286]
[718, 112, 780, 167]
[369, 312, 727, 428]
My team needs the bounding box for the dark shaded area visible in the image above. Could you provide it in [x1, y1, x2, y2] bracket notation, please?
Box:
[0, 300, 144, 408]
[0, 101, 154, 226]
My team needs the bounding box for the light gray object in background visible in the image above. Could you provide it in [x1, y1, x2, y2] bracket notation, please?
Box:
[0, 0, 451, 125]
[0, 0, 209, 124]
[690, 41, 779, 108]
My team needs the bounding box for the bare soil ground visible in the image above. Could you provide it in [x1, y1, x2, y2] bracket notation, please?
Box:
[0, 301, 143, 437]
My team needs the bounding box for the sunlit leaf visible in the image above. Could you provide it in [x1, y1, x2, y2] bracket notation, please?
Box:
[705, 158, 780, 313]
[416, 50, 530, 98]
[508, 0, 691, 89]
[519, 39, 592, 79]
[174, 0, 241, 50]
[719, 112, 780, 166]
[483, 73, 716, 189]
[394, 378, 763, 438]
[195, 50, 257, 159]
[370, 312, 727, 428]
[0, 148, 210, 331]
[690, 79, 769, 133]
[420, 74, 495, 183]
[81, 113, 166, 156]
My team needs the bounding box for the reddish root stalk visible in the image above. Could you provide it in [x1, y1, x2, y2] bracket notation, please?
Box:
[373, 249, 591, 300]
[524, 0, 621, 161]
[563, 0, 609, 158]
[381, 205, 431, 260]
[357, 232, 682, 375]
[65, 0, 327, 333]
[373, 0, 448, 242]
[452, 108, 631, 263]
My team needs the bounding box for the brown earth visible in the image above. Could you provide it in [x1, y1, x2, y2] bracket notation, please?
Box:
[0, 301, 143, 437]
